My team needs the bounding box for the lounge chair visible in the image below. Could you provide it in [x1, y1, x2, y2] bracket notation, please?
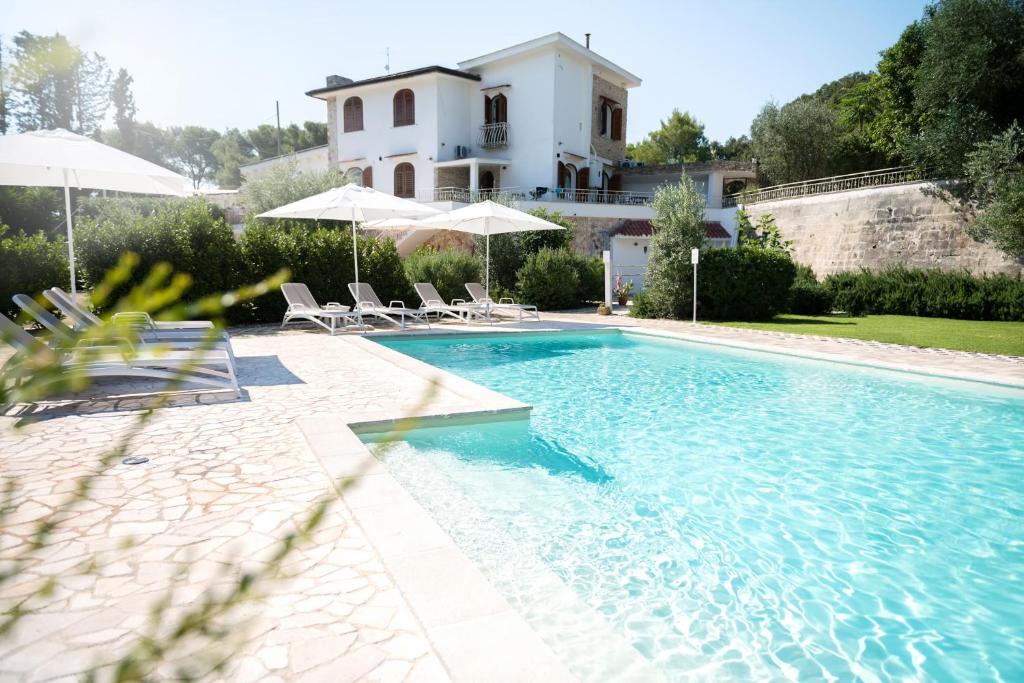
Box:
[0, 312, 239, 398]
[413, 283, 488, 323]
[465, 283, 540, 321]
[43, 287, 235, 361]
[281, 283, 363, 335]
[13, 294, 235, 367]
[348, 283, 431, 330]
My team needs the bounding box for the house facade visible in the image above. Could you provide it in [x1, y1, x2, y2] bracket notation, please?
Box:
[307, 32, 756, 272]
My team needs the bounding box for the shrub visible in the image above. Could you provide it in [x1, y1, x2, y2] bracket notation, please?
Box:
[697, 248, 796, 321]
[403, 247, 481, 304]
[575, 256, 605, 304]
[75, 198, 242, 308]
[515, 248, 581, 310]
[240, 160, 349, 216]
[789, 264, 833, 315]
[239, 219, 411, 322]
[640, 174, 707, 318]
[0, 227, 68, 319]
[474, 208, 576, 293]
[824, 267, 1024, 321]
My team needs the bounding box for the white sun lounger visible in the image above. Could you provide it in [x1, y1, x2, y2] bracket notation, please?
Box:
[43, 287, 235, 361]
[0, 312, 240, 397]
[13, 294, 235, 368]
[348, 283, 432, 331]
[281, 283, 364, 335]
[465, 282, 540, 321]
[413, 283, 489, 323]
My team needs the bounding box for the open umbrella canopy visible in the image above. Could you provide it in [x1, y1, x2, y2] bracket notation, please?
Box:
[0, 128, 192, 195]
[366, 200, 565, 301]
[257, 185, 440, 287]
[0, 128, 194, 294]
[375, 199, 565, 235]
[256, 184, 440, 223]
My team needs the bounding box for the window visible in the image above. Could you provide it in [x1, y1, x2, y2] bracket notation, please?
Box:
[480, 170, 495, 190]
[600, 101, 613, 137]
[611, 108, 623, 141]
[343, 97, 363, 132]
[393, 89, 415, 126]
[362, 166, 373, 189]
[484, 93, 508, 124]
[558, 163, 577, 191]
[394, 162, 415, 198]
[345, 168, 363, 186]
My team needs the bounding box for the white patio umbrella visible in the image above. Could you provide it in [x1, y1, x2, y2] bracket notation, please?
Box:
[256, 185, 439, 286]
[0, 128, 193, 294]
[366, 200, 564, 300]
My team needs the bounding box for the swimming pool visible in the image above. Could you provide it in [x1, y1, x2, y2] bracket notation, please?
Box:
[368, 331, 1024, 681]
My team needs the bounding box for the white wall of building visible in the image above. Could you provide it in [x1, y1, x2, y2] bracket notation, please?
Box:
[240, 145, 329, 182]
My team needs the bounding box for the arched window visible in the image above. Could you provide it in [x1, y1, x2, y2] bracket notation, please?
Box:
[480, 170, 495, 191]
[362, 166, 373, 189]
[343, 97, 363, 132]
[577, 167, 590, 191]
[393, 89, 415, 127]
[394, 163, 415, 198]
[484, 93, 508, 124]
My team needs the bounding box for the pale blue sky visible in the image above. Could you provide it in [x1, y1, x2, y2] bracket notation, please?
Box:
[4, 0, 927, 143]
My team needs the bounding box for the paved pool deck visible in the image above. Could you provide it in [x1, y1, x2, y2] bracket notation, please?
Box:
[1, 315, 1021, 682]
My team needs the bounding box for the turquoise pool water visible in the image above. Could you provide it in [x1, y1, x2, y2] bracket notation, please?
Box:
[370, 331, 1024, 681]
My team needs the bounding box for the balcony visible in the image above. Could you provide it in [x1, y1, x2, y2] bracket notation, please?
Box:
[542, 188, 653, 206]
[478, 122, 510, 149]
[422, 187, 523, 204]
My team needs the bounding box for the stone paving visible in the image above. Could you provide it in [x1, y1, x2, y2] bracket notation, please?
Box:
[1, 316, 1021, 682]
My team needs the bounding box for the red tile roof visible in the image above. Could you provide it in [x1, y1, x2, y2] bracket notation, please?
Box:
[613, 220, 731, 240]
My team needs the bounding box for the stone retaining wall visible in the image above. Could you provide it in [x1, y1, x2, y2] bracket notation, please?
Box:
[744, 182, 1022, 277]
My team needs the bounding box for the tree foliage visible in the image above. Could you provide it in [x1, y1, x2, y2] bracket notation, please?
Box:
[7, 31, 111, 137]
[751, 99, 839, 184]
[633, 174, 707, 318]
[958, 123, 1024, 259]
[239, 160, 349, 216]
[627, 110, 710, 165]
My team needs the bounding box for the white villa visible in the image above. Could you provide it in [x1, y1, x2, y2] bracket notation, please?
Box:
[300, 32, 757, 284]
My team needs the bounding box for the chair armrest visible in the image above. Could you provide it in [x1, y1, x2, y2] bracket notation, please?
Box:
[451, 298, 467, 306]
[389, 300, 406, 309]
[498, 297, 516, 305]
[324, 301, 345, 310]
[357, 301, 377, 310]
[112, 311, 156, 329]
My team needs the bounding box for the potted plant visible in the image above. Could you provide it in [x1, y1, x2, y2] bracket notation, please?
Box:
[596, 302, 611, 316]
[616, 280, 634, 306]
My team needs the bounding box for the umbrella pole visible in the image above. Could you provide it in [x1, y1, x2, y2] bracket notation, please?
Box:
[485, 233, 490, 302]
[352, 222, 359, 287]
[62, 171, 77, 296]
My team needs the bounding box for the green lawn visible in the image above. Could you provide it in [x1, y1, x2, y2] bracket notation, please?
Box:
[708, 314, 1024, 356]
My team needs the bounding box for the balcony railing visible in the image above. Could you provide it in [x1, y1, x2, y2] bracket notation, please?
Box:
[422, 186, 654, 207]
[478, 122, 510, 149]
[722, 166, 933, 207]
[543, 188, 654, 206]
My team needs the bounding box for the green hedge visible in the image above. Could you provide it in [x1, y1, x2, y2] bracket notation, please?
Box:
[75, 198, 241, 305]
[0, 227, 68, 319]
[403, 248, 481, 304]
[516, 248, 603, 310]
[240, 219, 410, 322]
[789, 264, 834, 315]
[824, 267, 1024, 321]
[632, 247, 796, 321]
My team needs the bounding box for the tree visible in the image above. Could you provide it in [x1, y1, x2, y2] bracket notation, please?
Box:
[957, 123, 1024, 260]
[905, 0, 1024, 176]
[240, 160, 347, 216]
[633, 173, 707, 318]
[867, 22, 926, 162]
[211, 129, 256, 189]
[7, 31, 111, 137]
[709, 135, 753, 161]
[167, 126, 221, 189]
[110, 68, 137, 154]
[627, 110, 710, 165]
[751, 99, 839, 184]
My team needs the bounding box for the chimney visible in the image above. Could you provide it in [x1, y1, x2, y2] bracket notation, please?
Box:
[325, 75, 353, 88]
[585, 33, 591, 49]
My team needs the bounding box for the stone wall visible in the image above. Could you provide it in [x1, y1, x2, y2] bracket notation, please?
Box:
[745, 182, 1023, 277]
[566, 217, 624, 257]
[435, 166, 470, 188]
[591, 76, 627, 162]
